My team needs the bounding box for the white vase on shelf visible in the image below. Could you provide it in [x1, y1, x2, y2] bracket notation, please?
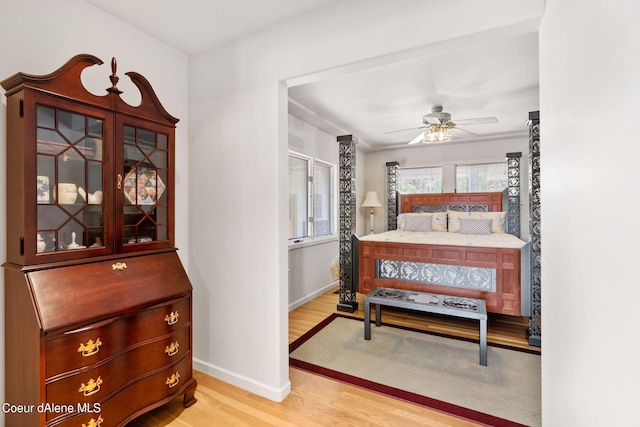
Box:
[56, 183, 78, 204]
[78, 187, 103, 204]
[66, 232, 86, 250]
[37, 176, 50, 203]
[37, 234, 46, 253]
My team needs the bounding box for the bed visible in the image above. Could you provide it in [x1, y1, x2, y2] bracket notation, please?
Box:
[355, 192, 530, 317]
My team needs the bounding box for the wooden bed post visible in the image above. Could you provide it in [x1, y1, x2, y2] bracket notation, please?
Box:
[337, 135, 358, 312]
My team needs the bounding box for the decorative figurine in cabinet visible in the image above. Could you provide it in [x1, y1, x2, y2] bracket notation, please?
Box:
[2, 54, 197, 426]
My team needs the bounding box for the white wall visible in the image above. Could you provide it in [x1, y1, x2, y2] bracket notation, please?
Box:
[288, 113, 337, 161]
[14, 1, 637, 426]
[287, 114, 338, 309]
[187, 0, 544, 402]
[0, 2, 189, 425]
[540, 1, 640, 425]
[364, 137, 530, 239]
[288, 242, 337, 308]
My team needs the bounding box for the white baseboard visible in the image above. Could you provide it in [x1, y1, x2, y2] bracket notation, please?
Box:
[288, 281, 338, 312]
[193, 358, 291, 402]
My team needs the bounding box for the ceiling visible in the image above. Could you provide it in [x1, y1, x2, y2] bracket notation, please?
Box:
[289, 33, 539, 151]
[84, 0, 340, 55]
[84, 0, 539, 151]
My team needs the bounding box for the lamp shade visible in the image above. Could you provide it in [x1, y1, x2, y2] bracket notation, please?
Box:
[361, 191, 382, 208]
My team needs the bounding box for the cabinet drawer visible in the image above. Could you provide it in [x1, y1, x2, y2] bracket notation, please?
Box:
[49, 355, 192, 427]
[46, 326, 190, 421]
[46, 297, 190, 377]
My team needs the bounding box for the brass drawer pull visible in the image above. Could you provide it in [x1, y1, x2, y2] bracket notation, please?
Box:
[77, 338, 102, 357]
[78, 376, 103, 397]
[82, 415, 103, 427]
[164, 311, 179, 325]
[111, 262, 127, 271]
[165, 341, 180, 357]
[166, 372, 180, 388]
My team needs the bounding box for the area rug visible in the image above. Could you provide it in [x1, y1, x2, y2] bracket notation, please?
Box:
[290, 314, 541, 427]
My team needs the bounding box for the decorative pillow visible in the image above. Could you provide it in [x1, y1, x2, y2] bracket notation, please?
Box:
[396, 213, 407, 230]
[447, 210, 506, 233]
[431, 212, 448, 232]
[458, 218, 492, 235]
[404, 214, 432, 232]
[397, 213, 428, 230]
[397, 212, 447, 232]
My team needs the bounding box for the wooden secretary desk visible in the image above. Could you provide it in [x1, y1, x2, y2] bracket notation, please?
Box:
[1, 54, 197, 426]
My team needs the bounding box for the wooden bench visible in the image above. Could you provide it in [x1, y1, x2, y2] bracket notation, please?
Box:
[364, 287, 488, 366]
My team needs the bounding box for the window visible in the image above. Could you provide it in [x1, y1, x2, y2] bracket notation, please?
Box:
[313, 162, 333, 236]
[288, 155, 308, 239]
[456, 162, 507, 192]
[397, 166, 443, 194]
[288, 152, 336, 241]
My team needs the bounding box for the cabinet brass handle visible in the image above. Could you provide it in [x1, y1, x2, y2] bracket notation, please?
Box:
[82, 415, 103, 427]
[166, 372, 180, 388]
[164, 311, 179, 325]
[165, 341, 180, 357]
[111, 262, 127, 271]
[78, 376, 103, 397]
[117, 173, 123, 190]
[77, 338, 102, 357]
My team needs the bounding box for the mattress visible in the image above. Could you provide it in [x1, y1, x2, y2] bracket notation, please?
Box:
[359, 230, 527, 249]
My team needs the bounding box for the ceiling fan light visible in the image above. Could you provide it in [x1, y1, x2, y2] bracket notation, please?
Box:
[423, 125, 452, 143]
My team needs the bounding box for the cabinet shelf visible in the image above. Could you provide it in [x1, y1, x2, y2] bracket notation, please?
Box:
[37, 139, 97, 158]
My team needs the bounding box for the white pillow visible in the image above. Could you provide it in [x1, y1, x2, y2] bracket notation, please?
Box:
[431, 212, 448, 232]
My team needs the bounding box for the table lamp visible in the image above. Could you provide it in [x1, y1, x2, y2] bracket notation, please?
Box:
[361, 191, 382, 234]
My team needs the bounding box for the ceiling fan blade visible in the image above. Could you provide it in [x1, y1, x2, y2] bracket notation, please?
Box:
[451, 127, 477, 137]
[452, 116, 498, 126]
[408, 133, 424, 144]
[384, 125, 427, 135]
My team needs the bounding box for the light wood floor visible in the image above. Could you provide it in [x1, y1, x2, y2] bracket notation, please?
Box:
[129, 288, 540, 426]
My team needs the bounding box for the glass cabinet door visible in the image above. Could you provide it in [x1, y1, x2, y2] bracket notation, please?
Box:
[35, 103, 111, 257]
[118, 119, 171, 250]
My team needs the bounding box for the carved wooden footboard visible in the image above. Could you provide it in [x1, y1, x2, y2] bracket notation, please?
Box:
[357, 239, 522, 316]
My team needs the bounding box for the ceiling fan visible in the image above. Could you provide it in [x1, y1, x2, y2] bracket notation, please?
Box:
[385, 106, 498, 144]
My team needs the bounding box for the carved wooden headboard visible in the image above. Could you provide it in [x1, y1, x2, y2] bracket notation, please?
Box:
[399, 192, 503, 214]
